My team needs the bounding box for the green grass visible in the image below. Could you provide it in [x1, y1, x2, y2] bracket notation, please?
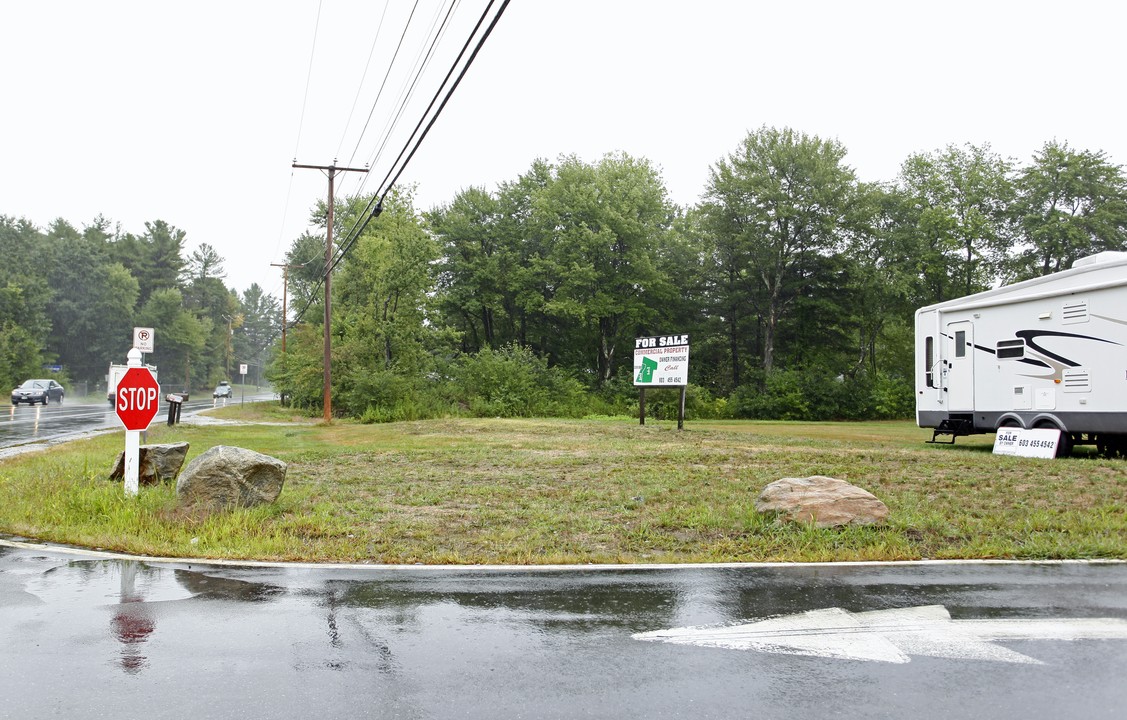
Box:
[0, 407, 1124, 564]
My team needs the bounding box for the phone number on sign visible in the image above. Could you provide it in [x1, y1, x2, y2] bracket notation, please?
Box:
[1017, 439, 1056, 448]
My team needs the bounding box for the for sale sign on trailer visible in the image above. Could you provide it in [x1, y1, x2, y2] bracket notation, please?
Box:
[634, 334, 690, 386]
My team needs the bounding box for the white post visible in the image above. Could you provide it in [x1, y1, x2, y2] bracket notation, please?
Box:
[123, 348, 142, 497]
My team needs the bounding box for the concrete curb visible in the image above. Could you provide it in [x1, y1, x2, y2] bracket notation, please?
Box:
[3, 537, 1124, 572]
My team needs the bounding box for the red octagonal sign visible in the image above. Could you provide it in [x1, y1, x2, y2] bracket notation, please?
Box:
[116, 367, 161, 430]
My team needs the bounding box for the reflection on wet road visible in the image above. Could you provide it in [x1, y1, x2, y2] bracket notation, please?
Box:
[1, 545, 1125, 719]
[0, 401, 119, 447]
[0, 395, 275, 454]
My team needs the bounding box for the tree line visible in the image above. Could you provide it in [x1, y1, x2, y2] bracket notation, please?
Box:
[7, 126, 1125, 419]
[0, 216, 280, 396]
[274, 127, 1127, 421]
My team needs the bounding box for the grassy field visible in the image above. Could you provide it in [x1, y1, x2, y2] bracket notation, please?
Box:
[0, 407, 1124, 564]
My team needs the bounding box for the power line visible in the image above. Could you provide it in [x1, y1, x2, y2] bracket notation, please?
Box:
[326, 0, 510, 279]
[350, 0, 462, 198]
[341, 0, 423, 173]
[287, 0, 511, 329]
[374, 0, 509, 201]
[335, 0, 393, 163]
[293, 0, 325, 161]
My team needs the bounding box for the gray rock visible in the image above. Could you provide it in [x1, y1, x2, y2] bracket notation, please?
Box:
[755, 475, 889, 528]
[175, 445, 287, 510]
[109, 442, 190, 486]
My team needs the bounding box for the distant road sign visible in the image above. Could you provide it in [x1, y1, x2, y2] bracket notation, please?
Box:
[133, 327, 155, 353]
[115, 367, 160, 431]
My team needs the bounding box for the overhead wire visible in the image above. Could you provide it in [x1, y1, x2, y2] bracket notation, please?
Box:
[341, 0, 423, 173]
[328, 0, 509, 276]
[293, 0, 325, 163]
[294, 0, 470, 321]
[289, 0, 511, 329]
[373, 0, 505, 201]
[334, 0, 393, 163]
[258, 0, 324, 314]
[346, 0, 461, 200]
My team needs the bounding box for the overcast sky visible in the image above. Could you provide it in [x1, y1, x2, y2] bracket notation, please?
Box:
[4, 0, 1125, 297]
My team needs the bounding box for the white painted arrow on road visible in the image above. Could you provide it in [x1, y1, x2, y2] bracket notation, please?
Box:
[633, 605, 1127, 664]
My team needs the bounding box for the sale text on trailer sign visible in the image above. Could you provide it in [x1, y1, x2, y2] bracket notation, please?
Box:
[634, 334, 690, 386]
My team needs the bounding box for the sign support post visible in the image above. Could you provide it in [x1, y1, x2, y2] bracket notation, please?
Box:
[122, 349, 142, 496]
[678, 385, 686, 431]
[115, 348, 162, 497]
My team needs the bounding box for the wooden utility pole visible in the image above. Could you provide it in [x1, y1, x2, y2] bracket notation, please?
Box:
[270, 262, 295, 353]
[292, 160, 369, 422]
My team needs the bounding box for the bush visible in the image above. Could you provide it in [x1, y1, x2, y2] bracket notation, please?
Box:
[730, 369, 875, 421]
[347, 371, 457, 423]
[642, 383, 729, 421]
[870, 371, 915, 419]
[452, 344, 589, 418]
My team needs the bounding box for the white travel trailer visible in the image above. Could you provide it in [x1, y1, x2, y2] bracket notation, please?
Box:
[915, 251, 1127, 457]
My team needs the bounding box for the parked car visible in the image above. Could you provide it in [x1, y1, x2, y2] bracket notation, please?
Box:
[213, 381, 233, 399]
[11, 379, 65, 405]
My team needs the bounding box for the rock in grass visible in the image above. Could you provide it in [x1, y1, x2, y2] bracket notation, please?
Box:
[109, 442, 190, 486]
[175, 446, 286, 510]
[755, 475, 888, 528]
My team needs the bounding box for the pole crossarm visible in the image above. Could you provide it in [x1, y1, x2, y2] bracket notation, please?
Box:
[291, 163, 371, 173]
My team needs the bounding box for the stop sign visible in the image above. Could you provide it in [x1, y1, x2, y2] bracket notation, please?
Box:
[115, 367, 161, 430]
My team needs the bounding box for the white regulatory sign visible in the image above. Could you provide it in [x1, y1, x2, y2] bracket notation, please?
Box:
[993, 427, 1061, 458]
[240, 363, 248, 375]
[133, 327, 155, 353]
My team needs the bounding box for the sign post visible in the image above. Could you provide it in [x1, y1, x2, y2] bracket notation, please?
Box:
[240, 363, 248, 405]
[115, 348, 161, 496]
[633, 334, 690, 430]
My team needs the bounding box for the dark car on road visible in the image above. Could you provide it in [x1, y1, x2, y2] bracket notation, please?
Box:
[213, 381, 233, 399]
[11, 379, 65, 405]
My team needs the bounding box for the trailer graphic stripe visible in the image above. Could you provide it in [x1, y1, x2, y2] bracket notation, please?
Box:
[1015, 329, 1120, 368]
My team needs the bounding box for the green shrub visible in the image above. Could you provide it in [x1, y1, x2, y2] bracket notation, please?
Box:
[730, 369, 874, 421]
[453, 344, 589, 418]
[643, 383, 729, 421]
[870, 371, 915, 419]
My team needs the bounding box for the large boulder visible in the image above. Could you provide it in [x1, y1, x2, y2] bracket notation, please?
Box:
[175, 445, 287, 510]
[109, 442, 190, 486]
[755, 475, 889, 528]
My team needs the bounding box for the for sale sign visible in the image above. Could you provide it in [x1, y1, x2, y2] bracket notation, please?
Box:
[634, 334, 690, 386]
[993, 427, 1061, 459]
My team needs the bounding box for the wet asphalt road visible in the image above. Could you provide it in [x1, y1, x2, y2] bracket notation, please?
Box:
[0, 395, 273, 455]
[1, 544, 1125, 719]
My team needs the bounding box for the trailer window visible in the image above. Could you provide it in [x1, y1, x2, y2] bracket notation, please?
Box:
[925, 336, 935, 388]
[997, 339, 1025, 359]
[955, 330, 967, 358]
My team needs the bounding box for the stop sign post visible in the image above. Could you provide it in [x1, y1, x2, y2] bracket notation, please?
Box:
[116, 349, 161, 496]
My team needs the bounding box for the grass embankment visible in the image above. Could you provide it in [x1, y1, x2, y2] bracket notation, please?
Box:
[0, 408, 1124, 564]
